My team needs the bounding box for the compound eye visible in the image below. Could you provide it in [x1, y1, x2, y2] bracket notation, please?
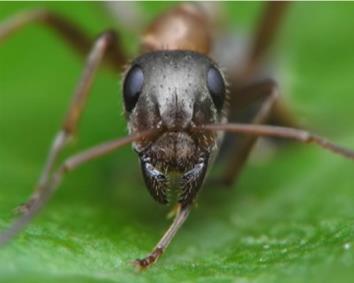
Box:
[207, 66, 225, 111]
[123, 65, 144, 112]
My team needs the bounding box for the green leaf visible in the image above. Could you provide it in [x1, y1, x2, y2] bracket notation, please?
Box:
[0, 3, 354, 283]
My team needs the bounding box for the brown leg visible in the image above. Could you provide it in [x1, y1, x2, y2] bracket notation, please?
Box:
[219, 2, 296, 186]
[0, 9, 126, 70]
[13, 31, 124, 215]
[134, 204, 192, 270]
[0, 129, 157, 246]
[247, 2, 296, 128]
[228, 2, 295, 131]
[199, 124, 354, 160]
[219, 80, 279, 186]
[243, 1, 290, 78]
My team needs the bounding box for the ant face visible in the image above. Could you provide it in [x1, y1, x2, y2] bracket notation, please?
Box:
[122, 50, 228, 205]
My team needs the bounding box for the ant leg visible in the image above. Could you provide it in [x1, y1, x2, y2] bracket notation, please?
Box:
[0, 9, 126, 70]
[200, 124, 354, 161]
[218, 3, 295, 187]
[215, 79, 279, 186]
[0, 130, 157, 246]
[228, 2, 296, 130]
[247, 1, 296, 128]
[242, 2, 290, 78]
[134, 204, 192, 270]
[15, 31, 122, 215]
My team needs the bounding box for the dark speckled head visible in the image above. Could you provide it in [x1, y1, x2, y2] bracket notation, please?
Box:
[122, 50, 228, 206]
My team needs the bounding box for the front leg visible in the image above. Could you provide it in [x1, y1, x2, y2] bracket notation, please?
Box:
[179, 153, 209, 206]
[218, 80, 279, 187]
[14, 31, 124, 216]
[134, 204, 192, 270]
[135, 153, 209, 269]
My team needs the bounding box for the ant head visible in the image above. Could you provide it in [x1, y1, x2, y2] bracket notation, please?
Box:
[122, 51, 228, 139]
[122, 50, 228, 204]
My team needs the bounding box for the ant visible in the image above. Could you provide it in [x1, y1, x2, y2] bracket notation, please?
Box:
[0, 2, 353, 269]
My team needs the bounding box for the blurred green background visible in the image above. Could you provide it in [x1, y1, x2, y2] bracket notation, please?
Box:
[0, 2, 354, 283]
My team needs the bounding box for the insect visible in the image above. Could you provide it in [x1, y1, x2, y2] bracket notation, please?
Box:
[0, 3, 354, 270]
